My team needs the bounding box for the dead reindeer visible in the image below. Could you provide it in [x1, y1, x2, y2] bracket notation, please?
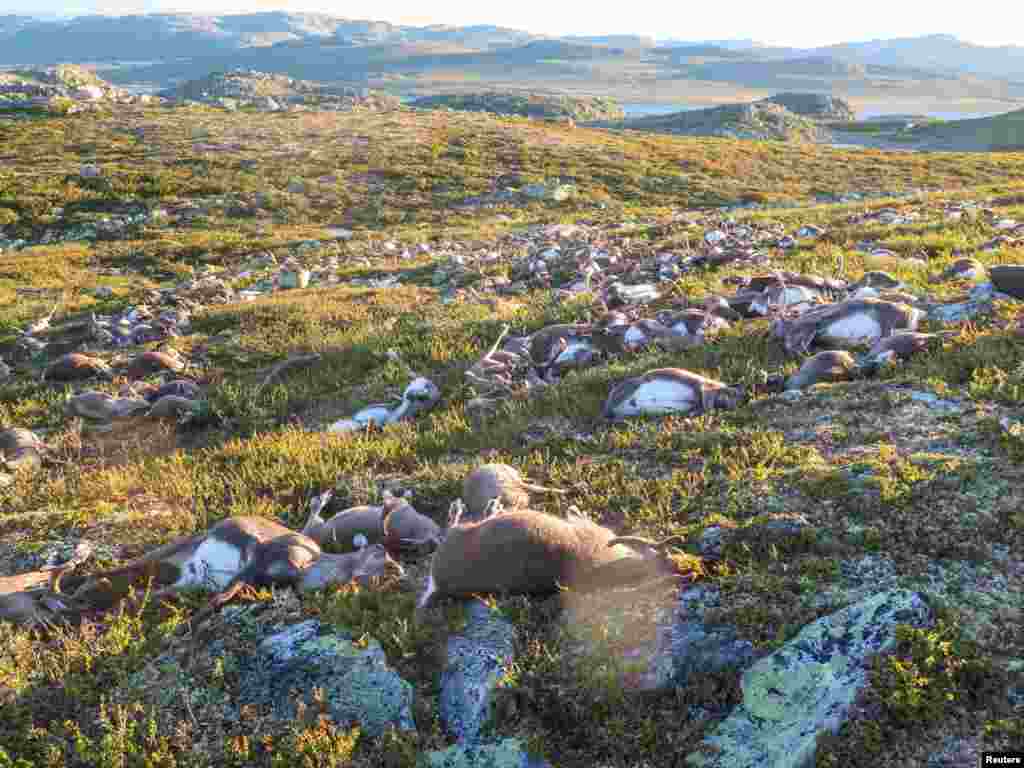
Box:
[59, 517, 404, 629]
[465, 324, 523, 394]
[602, 368, 747, 421]
[464, 324, 536, 420]
[416, 505, 688, 619]
[302, 489, 441, 555]
[0, 542, 94, 627]
[460, 463, 567, 522]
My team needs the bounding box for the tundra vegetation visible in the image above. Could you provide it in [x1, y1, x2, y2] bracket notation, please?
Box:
[0, 101, 1023, 766]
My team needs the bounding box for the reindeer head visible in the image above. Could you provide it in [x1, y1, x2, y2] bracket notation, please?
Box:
[351, 543, 405, 584]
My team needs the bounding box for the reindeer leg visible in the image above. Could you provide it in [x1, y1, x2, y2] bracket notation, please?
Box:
[446, 499, 466, 528]
[302, 489, 333, 535]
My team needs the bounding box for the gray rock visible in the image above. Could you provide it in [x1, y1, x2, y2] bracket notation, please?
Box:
[441, 601, 517, 743]
[763, 93, 855, 121]
[990, 265, 1024, 300]
[687, 589, 932, 768]
[927, 299, 991, 324]
[965, 282, 1015, 302]
[421, 739, 551, 768]
[637, 586, 756, 692]
[698, 526, 725, 560]
[235, 619, 415, 737]
[904, 390, 962, 413]
[521, 182, 575, 202]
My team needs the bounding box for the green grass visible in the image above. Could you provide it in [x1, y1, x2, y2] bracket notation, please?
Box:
[1, 104, 1023, 766]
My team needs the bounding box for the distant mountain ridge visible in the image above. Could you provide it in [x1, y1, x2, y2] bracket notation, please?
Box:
[0, 12, 549, 65]
[821, 34, 1024, 79]
[2, 14, 1024, 90]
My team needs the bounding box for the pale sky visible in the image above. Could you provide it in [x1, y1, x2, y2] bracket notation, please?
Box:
[10, 0, 1024, 49]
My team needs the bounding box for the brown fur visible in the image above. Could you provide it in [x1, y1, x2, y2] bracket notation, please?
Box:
[64, 517, 402, 623]
[774, 299, 921, 355]
[785, 351, 858, 390]
[43, 353, 111, 382]
[0, 427, 44, 469]
[0, 570, 62, 624]
[419, 510, 683, 613]
[529, 324, 593, 366]
[303, 495, 440, 553]
[461, 464, 566, 523]
[866, 332, 936, 363]
[125, 350, 184, 380]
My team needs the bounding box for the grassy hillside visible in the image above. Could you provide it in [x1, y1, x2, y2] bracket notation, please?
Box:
[908, 108, 1024, 150]
[1, 104, 1023, 766]
[408, 91, 624, 120]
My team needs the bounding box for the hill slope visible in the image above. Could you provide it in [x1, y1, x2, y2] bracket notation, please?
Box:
[586, 100, 831, 141]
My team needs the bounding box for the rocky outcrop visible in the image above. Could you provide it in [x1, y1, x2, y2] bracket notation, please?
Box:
[0, 65, 142, 113]
[161, 68, 400, 112]
[762, 92, 856, 122]
[590, 101, 831, 142]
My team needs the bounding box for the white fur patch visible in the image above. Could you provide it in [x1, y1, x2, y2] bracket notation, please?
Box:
[327, 419, 361, 433]
[417, 570, 437, 610]
[623, 326, 647, 348]
[784, 286, 817, 304]
[671, 321, 691, 336]
[353, 404, 395, 426]
[174, 538, 245, 591]
[753, 286, 817, 316]
[404, 377, 439, 401]
[821, 313, 882, 343]
[554, 340, 593, 365]
[852, 287, 879, 299]
[610, 379, 697, 418]
[905, 307, 923, 331]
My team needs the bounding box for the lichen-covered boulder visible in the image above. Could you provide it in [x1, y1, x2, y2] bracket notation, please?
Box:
[421, 738, 550, 768]
[440, 601, 517, 743]
[235, 619, 416, 737]
[687, 589, 932, 768]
